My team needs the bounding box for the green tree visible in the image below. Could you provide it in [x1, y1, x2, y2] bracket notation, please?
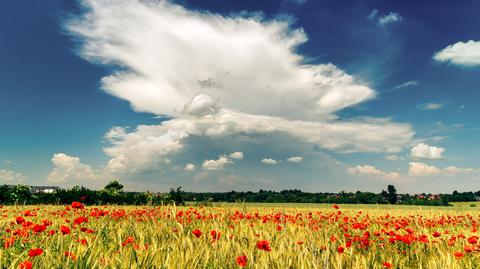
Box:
[387, 185, 398, 204]
[170, 186, 185, 206]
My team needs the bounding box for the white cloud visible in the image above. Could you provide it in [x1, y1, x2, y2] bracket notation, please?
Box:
[202, 156, 232, 171]
[262, 158, 280, 165]
[443, 166, 476, 175]
[348, 165, 400, 181]
[418, 102, 443, 110]
[0, 169, 25, 182]
[66, 0, 414, 175]
[287, 156, 303, 162]
[184, 163, 195, 172]
[433, 40, 480, 66]
[385, 155, 401, 161]
[408, 162, 441, 177]
[47, 153, 97, 183]
[4, 160, 13, 165]
[378, 12, 402, 25]
[66, 0, 376, 120]
[410, 143, 444, 160]
[229, 152, 244, 160]
[394, 80, 418, 89]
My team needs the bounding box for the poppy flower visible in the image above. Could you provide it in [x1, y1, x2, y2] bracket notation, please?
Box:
[60, 225, 71, 235]
[28, 248, 43, 257]
[257, 240, 272, 252]
[337, 246, 345, 253]
[192, 229, 202, 238]
[383, 262, 392, 268]
[19, 261, 33, 269]
[210, 230, 221, 241]
[71, 201, 84, 209]
[73, 216, 88, 225]
[32, 224, 46, 233]
[454, 252, 464, 259]
[122, 236, 135, 246]
[467, 236, 478, 244]
[236, 255, 247, 267]
[16, 216, 25, 225]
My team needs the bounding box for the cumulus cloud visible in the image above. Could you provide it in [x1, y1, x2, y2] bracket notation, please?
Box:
[184, 163, 195, 172]
[202, 156, 232, 171]
[433, 40, 480, 66]
[66, 0, 414, 175]
[410, 143, 444, 160]
[229, 152, 244, 160]
[408, 162, 440, 177]
[262, 158, 280, 165]
[348, 165, 400, 181]
[287, 156, 303, 162]
[418, 102, 443, 110]
[47, 153, 97, 182]
[0, 169, 25, 182]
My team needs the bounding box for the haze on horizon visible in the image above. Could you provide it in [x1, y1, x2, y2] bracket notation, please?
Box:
[1, 0, 480, 194]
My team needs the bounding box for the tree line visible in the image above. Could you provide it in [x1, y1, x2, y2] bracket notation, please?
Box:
[0, 182, 477, 206]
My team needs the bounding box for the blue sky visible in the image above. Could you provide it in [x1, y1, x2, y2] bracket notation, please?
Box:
[1, 0, 479, 193]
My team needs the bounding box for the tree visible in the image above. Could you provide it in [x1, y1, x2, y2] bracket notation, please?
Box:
[104, 180, 124, 192]
[170, 186, 185, 206]
[387, 185, 398, 204]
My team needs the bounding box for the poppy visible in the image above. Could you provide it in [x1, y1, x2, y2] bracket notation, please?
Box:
[454, 252, 464, 259]
[122, 236, 135, 246]
[192, 229, 202, 238]
[71, 201, 85, 209]
[60, 225, 71, 235]
[257, 240, 272, 252]
[383, 262, 392, 268]
[28, 248, 43, 257]
[236, 255, 247, 267]
[19, 261, 33, 269]
[468, 236, 478, 244]
[210, 230, 221, 241]
[337, 246, 345, 253]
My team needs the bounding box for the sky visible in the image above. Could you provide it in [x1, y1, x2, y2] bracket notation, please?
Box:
[1, 0, 480, 193]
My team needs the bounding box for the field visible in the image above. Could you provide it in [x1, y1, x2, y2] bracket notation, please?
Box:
[1, 202, 480, 268]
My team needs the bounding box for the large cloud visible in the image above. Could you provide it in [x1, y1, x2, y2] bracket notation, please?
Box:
[67, 0, 414, 175]
[433, 40, 480, 66]
[47, 153, 97, 183]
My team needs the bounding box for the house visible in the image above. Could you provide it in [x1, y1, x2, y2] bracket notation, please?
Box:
[30, 186, 60, 194]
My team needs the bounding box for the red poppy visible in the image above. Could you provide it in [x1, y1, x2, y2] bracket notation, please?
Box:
[236, 255, 247, 267]
[454, 252, 464, 259]
[257, 240, 272, 252]
[28, 248, 43, 257]
[122, 236, 135, 246]
[71, 201, 84, 209]
[333, 204, 340, 209]
[192, 229, 202, 238]
[74, 216, 88, 225]
[467, 236, 478, 244]
[16, 216, 25, 225]
[337, 246, 345, 253]
[32, 224, 46, 233]
[60, 225, 71, 235]
[19, 261, 33, 269]
[210, 230, 221, 241]
[383, 262, 392, 268]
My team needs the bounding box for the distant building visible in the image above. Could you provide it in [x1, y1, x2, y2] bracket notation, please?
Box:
[30, 186, 60, 194]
